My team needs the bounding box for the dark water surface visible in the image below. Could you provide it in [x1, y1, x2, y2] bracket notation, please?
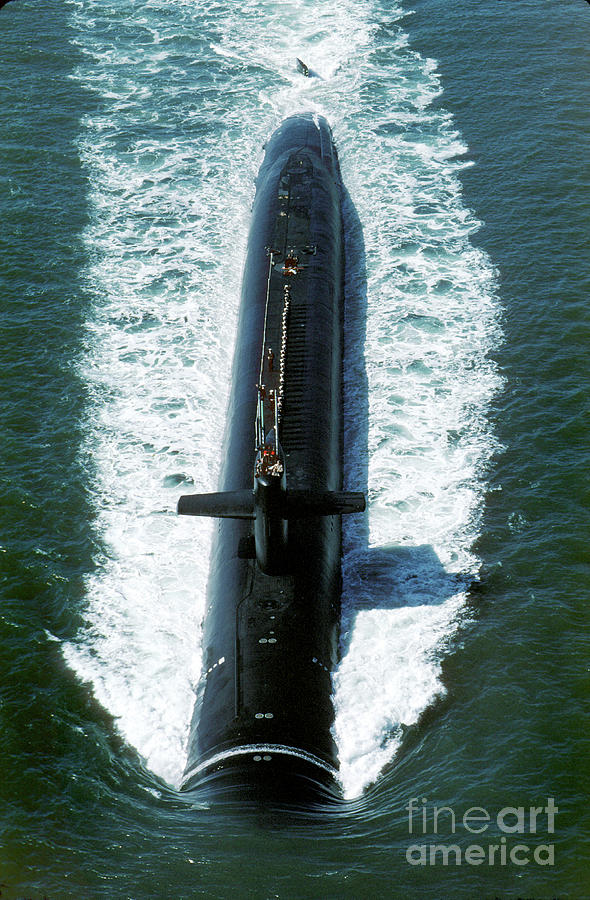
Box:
[1, 0, 589, 897]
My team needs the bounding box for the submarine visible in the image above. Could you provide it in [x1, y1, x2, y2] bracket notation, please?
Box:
[178, 114, 365, 804]
[296, 58, 321, 79]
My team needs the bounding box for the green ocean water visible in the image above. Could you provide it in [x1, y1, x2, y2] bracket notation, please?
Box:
[1, 1, 589, 898]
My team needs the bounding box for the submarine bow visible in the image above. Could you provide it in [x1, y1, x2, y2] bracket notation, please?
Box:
[178, 114, 364, 803]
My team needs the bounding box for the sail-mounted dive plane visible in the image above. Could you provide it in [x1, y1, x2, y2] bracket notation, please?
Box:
[178, 114, 365, 804]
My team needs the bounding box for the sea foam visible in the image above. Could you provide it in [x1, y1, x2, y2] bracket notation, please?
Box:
[63, 0, 501, 797]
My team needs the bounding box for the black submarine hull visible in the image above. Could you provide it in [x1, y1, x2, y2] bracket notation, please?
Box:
[180, 115, 358, 803]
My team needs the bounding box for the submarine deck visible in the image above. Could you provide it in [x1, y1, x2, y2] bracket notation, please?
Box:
[182, 116, 346, 798]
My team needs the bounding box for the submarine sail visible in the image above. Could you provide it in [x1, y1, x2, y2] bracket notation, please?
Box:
[178, 114, 364, 802]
